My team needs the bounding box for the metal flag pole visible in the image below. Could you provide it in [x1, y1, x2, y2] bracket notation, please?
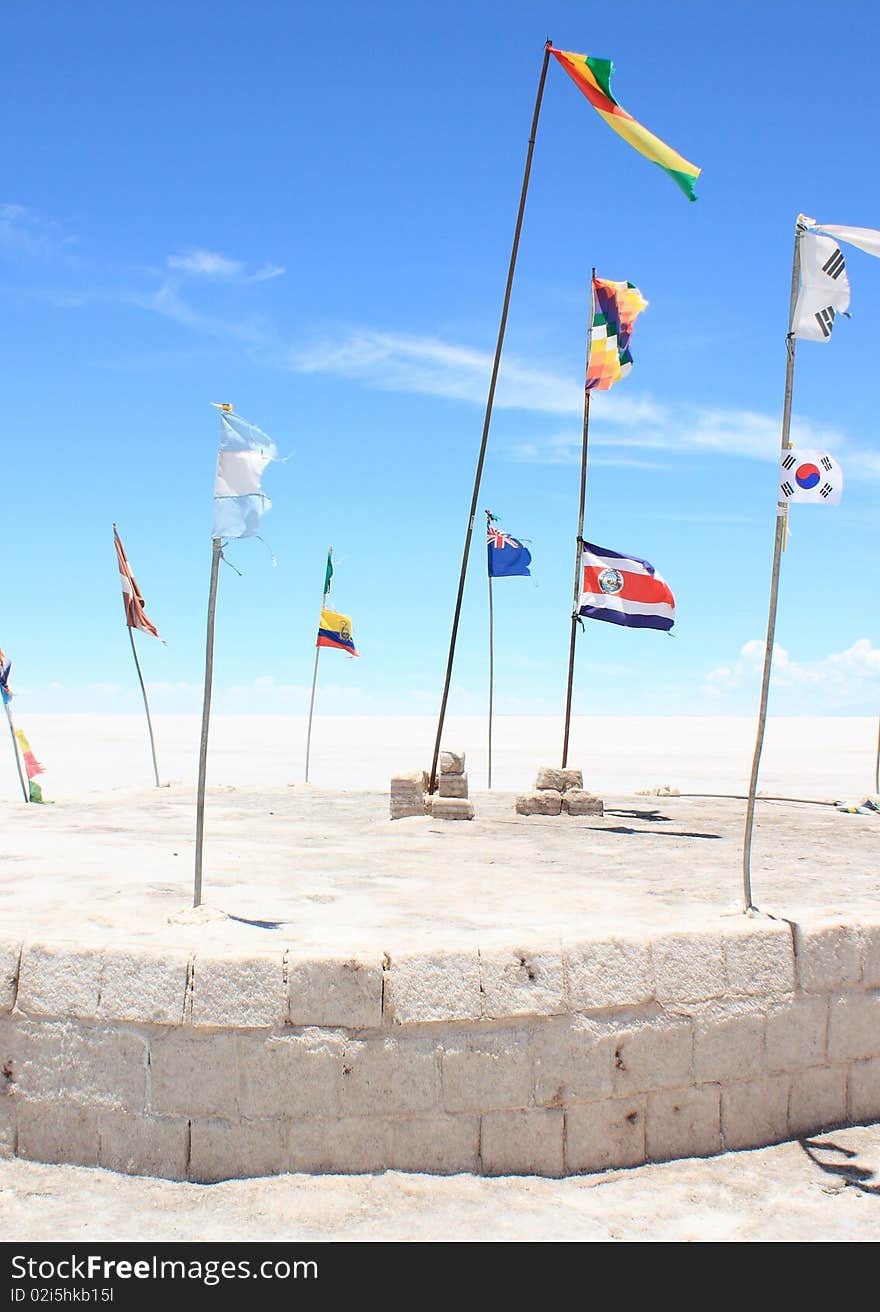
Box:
[874, 715, 879, 796]
[127, 627, 161, 787]
[428, 40, 553, 793]
[113, 525, 162, 787]
[2, 699, 28, 802]
[562, 270, 596, 768]
[486, 511, 496, 789]
[193, 536, 222, 908]
[304, 547, 332, 783]
[742, 217, 804, 912]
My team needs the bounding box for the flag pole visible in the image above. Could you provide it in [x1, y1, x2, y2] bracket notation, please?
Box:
[113, 525, 161, 788]
[874, 714, 879, 796]
[428, 40, 553, 793]
[193, 536, 222, 908]
[486, 511, 495, 789]
[562, 269, 596, 768]
[127, 627, 161, 787]
[742, 217, 804, 912]
[3, 699, 28, 802]
[304, 547, 332, 783]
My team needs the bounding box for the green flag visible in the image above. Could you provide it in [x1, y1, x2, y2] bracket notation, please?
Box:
[324, 551, 333, 597]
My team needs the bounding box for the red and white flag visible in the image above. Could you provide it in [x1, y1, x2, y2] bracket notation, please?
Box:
[113, 526, 164, 641]
[578, 542, 675, 632]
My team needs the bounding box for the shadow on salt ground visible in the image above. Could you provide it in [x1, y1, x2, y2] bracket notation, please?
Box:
[800, 1135, 880, 1197]
[227, 915, 287, 931]
[606, 809, 673, 823]
[599, 809, 723, 840]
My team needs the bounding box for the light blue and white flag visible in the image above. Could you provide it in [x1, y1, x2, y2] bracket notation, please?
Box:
[212, 412, 277, 539]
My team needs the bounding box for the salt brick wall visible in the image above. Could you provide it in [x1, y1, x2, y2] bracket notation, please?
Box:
[0, 917, 878, 1182]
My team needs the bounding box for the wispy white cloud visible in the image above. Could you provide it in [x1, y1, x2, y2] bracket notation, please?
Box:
[134, 280, 272, 345]
[290, 329, 661, 423]
[166, 249, 286, 282]
[252, 262, 286, 282]
[0, 202, 76, 256]
[168, 249, 245, 278]
[704, 638, 880, 708]
[288, 325, 880, 476]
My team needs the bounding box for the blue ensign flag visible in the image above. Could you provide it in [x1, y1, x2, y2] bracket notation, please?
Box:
[487, 528, 532, 578]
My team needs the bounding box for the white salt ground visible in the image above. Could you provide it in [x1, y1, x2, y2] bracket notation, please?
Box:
[1, 1125, 877, 1242]
[1, 715, 877, 1240]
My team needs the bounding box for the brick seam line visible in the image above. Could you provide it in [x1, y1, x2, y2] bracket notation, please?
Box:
[184, 953, 195, 1025]
[10, 942, 22, 1014]
[381, 951, 392, 1026]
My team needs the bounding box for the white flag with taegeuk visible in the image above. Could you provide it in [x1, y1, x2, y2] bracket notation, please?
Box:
[778, 449, 843, 505]
[793, 229, 850, 342]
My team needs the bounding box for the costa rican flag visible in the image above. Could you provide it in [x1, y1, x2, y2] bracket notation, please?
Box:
[578, 542, 675, 632]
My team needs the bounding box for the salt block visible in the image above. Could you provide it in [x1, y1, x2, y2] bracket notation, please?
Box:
[438, 773, 468, 799]
[391, 770, 428, 791]
[390, 781, 423, 798]
[535, 767, 567, 791]
[560, 769, 583, 792]
[439, 750, 465, 775]
[431, 797, 474, 821]
[563, 790, 604, 816]
[390, 799, 426, 820]
[516, 790, 562, 816]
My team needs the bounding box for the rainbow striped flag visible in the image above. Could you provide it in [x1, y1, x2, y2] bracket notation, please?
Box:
[587, 276, 648, 390]
[550, 48, 700, 201]
[15, 729, 45, 780]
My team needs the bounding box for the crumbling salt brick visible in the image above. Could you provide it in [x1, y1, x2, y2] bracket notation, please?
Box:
[430, 798, 474, 821]
[516, 790, 562, 816]
[391, 770, 428, 792]
[559, 769, 583, 791]
[438, 772, 468, 799]
[389, 1115, 480, 1174]
[646, 1085, 721, 1162]
[535, 767, 567, 791]
[190, 1118, 287, 1183]
[98, 1112, 189, 1181]
[565, 1096, 646, 1173]
[17, 1101, 100, 1168]
[721, 1075, 790, 1151]
[439, 750, 465, 775]
[390, 799, 426, 820]
[562, 790, 603, 816]
[788, 1066, 847, 1137]
[481, 1108, 564, 1177]
[389, 772, 426, 820]
[849, 1056, 880, 1122]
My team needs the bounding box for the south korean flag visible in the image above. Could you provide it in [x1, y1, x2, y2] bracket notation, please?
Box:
[779, 449, 843, 505]
[792, 226, 851, 342]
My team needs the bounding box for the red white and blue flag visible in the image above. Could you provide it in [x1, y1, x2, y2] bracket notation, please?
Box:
[578, 542, 675, 632]
[0, 650, 12, 705]
[487, 527, 532, 578]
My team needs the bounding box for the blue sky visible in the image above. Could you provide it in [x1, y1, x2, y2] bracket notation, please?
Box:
[1, 0, 879, 719]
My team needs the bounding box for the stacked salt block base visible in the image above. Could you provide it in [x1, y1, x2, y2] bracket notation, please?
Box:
[430, 751, 474, 821]
[3, 915, 878, 1181]
[516, 767, 604, 817]
[389, 771, 428, 820]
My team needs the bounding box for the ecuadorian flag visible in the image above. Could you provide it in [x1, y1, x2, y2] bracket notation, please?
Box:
[317, 607, 359, 657]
